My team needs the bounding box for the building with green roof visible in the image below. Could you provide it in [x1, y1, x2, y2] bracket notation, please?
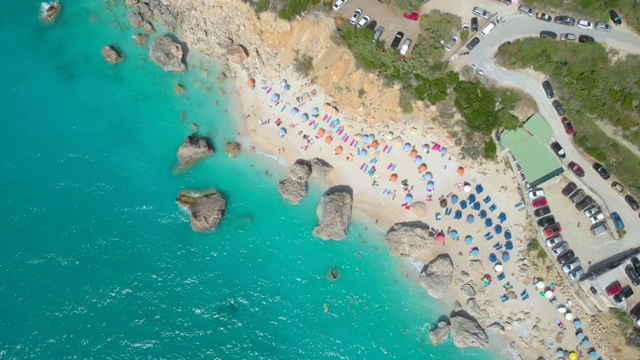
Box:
[499, 113, 564, 187]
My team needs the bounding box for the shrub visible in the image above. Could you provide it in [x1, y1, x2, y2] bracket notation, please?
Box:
[483, 139, 497, 159]
[294, 54, 314, 77]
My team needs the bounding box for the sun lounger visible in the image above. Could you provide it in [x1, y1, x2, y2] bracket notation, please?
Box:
[497, 273, 506, 281]
[484, 232, 491, 239]
[383, 145, 389, 152]
[353, 141, 359, 148]
[338, 128, 345, 135]
[515, 202, 523, 208]
[522, 294, 529, 301]
[360, 163, 366, 170]
[391, 164, 397, 171]
[350, 140, 356, 147]
[280, 105, 287, 112]
[266, 88, 273, 94]
[387, 146, 393, 154]
[445, 208, 453, 216]
[483, 196, 492, 204]
[343, 136, 349, 142]
[435, 212, 442, 221]
[486, 235, 494, 241]
[549, 296, 558, 304]
[489, 204, 497, 212]
[323, 114, 328, 121]
[308, 120, 315, 126]
[313, 123, 319, 130]
[501, 294, 510, 302]
[363, 165, 369, 172]
[387, 163, 393, 170]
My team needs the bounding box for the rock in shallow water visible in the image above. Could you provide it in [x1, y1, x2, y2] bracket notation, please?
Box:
[277, 179, 307, 205]
[176, 135, 213, 167]
[449, 315, 489, 349]
[429, 321, 450, 346]
[150, 35, 186, 72]
[419, 254, 453, 299]
[101, 45, 123, 64]
[176, 190, 226, 232]
[312, 188, 353, 241]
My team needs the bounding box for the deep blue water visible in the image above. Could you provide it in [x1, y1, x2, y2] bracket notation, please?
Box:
[0, 1, 499, 359]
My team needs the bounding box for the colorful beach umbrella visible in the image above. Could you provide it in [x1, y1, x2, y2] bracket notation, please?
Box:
[334, 146, 343, 155]
[457, 166, 465, 175]
[409, 149, 418, 158]
[436, 234, 446, 244]
[325, 136, 333, 144]
[247, 78, 256, 87]
[389, 174, 398, 182]
[419, 164, 428, 173]
[569, 351, 577, 360]
[371, 140, 379, 149]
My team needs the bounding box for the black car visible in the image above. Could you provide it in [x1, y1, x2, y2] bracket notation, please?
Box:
[625, 195, 640, 210]
[613, 286, 634, 303]
[534, 206, 551, 217]
[576, 196, 594, 211]
[471, 17, 479, 32]
[366, 20, 377, 30]
[632, 257, 640, 274]
[540, 31, 558, 39]
[391, 32, 404, 49]
[552, 100, 566, 116]
[537, 215, 556, 227]
[578, 35, 595, 43]
[466, 37, 480, 51]
[542, 80, 554, 99]
[562, 182, 577, 197]
[557, 250, 576, 265]
[610, 9, 622, 25]
[554, 16, 576, 26]
[550, 141, 565, 159]
[626, 265, 640, 286]
[592, 162, 611, 180]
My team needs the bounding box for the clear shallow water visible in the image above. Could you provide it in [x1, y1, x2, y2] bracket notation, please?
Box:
[0, 1, 498, 359]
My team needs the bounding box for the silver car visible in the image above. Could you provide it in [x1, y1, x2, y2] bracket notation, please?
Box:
[545, 235, 563, 247]
[568, 267, 585, 280]
[562, 258, 581, 273]
[560, 33, 577, 41]
[518, 5, 534, 16]
[372, 27, 385, 42]
[473, 6, 491, 19]
[595, 22, 612, 31]
[552, 242, 570, 255]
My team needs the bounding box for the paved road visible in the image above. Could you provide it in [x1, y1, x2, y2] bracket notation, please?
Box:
[451, 12, 640, 264]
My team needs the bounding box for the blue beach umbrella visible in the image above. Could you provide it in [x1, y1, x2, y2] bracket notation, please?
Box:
[362, 135, 371, 143]
[414, 155, 423, 164]
[283, 84, 291, 91]
[465, 235, 473, 244]
[502, 251, 510, 262]
[451, 195, 459, 204]
[278, 127, 287, 138]
[479, 209, 487, 219]
[473, 202, 481, 211]
[498, 212, 507, 223]
[573, 320, 583, 329]
[439, 147, 448, 156]
[582, 338, 591, 348]
[300, 113, 309, 122]
[494, 224, 503, 234]
[454, 210, 462, 220]
[403, 143, 412, 152]
[504, 230, 512, 240]
[271, 93, 280, 102]
[290, 107, 299, 116]
[427, 181, 435, 191]
[467, 214, 475, 224]
[311, 107, 319, 116]
[470, 248, 480, 257]
[450, 230, 459, 239]
[588, 350, 597, 359]
[505, 241, 513, 250]
[424, 172, 433, 180]
[460, 200, 467, 209]
[485, 218, 493, 227]
[404, 194, 413, 203]
[476, 184, 484, 194]
[556, 349, 565, 358]
[360, 148, 368, 157]
[489, 253, 498, 263]
[468, 194, 476, 203]
[577, 331, 585, 340]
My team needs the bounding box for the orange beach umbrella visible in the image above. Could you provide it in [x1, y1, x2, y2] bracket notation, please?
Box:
[317, 128, 326, 137]
[371, 140, 379, 149]
[409, 149, 418, 158]
[325, 136, 333, 144]
[418, 164, 428, 173]
[389, 174, 398, 182]
[457, 166, 465, 176]
[247, 78, 255, 87]
[335, 146, 343, 155]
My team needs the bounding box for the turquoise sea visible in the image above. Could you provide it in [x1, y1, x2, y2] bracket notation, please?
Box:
[0, 1, 501, 359]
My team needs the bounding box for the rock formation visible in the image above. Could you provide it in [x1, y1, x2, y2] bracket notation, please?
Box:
[133, 34, 148, 46]
[429, 321, 451, 346]
[277, 160, 311, 205]
[385, 223, 433, 258]
[449, 315, 489, 349]
[312, 188, 353, 240]
[175, 84, 186, 95]
[128, 10, 143, 28]
[461, 284, 476, 298]
[289, 160, 312, 182]
[40, 2, 61, 22]
[419, 254, 454, 299]
[226, 44, 249, 64]
[224, 142, 242, 157]
[125, 0, 138, 6]
[176, 190, 226, 232]
[102, 46, 123, 64]
[410, 201, 429, 217]
[143, 21, 155, 34]
[310, 158, 334, 177]
[150, 36, 186, 72]
[176, 135, 213, 167]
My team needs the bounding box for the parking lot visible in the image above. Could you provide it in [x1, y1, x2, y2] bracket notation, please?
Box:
[334, 0, 421, 54]
[580, 255, 640, 312]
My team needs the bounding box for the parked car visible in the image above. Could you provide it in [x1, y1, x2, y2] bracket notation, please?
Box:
[595, 22, 612, 31]
[466, 37, 480, 50]
[626, 265, 640, 286]
[568, 267, 584, 280]
[544, 223, 562, 236]
[390, 31, 404, 49]
[518, 5, 534, 16]
[577, 19, 593, 29]
[590, 222, 608, 235]
[606, 281, 623, 296]
[625, 195, 640, 210]
[614, 286, 634, 303]
[584, 205, 601, 217]
[373, 27, 385, 42]
[563, 258, 582, 273]
[349, 8, 362, 25]
[534, 206, 551, 217]
[540, 31, 558, 39]
[609, 9, 622, 25]
[569, 189, 586, 203]
[536, 12, 552, 22]
[400, 38, 412, 55]
[357, 15, 370, 28]
[471, 17, 479, 32]
[546, 235, 563, 247]
[592, 162, 611, 180]
[552, 100, 566, 116]
[576, 196, 594, 211]
[632, 257, 640, 275]
[560, 33, 577, 41]
[528, 188, 545, 199]
[366, 20, 377, 30]
[443, 35, 458, 51]
[557, 250, 576, 265]
[554, 16, 576, 26]
[589, 212, 605, 224]
[562, 182, 577, 197]
[552, 242, 570, 255]
[579, 35, 595, 43]
[473, 6, 491, 19]
[611, 212, 625, 230]
[532, 197, 548, 209]
[332, 0, 348, 11]
[612, 181, 624, 195]
[550, 142, 566, 159]
[542, 80, 554, 99]
[562, 117, 575, 135]
[569, 161, 585, 177]
[537, 215, 556, 227]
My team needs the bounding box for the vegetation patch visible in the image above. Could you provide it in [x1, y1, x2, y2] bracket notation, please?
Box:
[294, 54, 315, 78]
[277, 0, 321, 20]
[393, 0, 423, 13]
[527, 238, 548, 262]
[483, 139, 497, 160]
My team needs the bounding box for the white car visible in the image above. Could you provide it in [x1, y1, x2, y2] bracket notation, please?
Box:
[349, 8, 362, 25]
[545, 235, 563, 247]
[332, 0, 348, 11]
[552, 242, 570, 255]
[400, 38, 412, 55]
[595, 22, 612, 31]
[357, 15, 370, 28]
[528, 188, 545, 199]
[444, 35, 459, 51]
[472, 6, 491, 19]
[590, 212, 605, 224]
[562, 258, 581, 273]
[577, 19, 593, 29]
[568, 267, 584, 280]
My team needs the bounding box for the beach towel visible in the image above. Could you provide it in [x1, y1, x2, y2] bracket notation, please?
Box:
[360, 163, 366, 170]
[383, 145, 389, 152]
[266, 88, 273, 94]
[350, 140, 355, 147]
[353, 141, 359, 148]
[323, 114, 328, 121]
[387, 146, 393, 154]
[343, 135, 349, 142]
[391, 164, 397, 171]
[387, 163, 393, 170]
[313, 123, 319, 130]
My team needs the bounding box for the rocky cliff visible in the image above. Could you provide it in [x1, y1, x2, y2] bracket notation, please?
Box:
[312, 188, 353, 240]
[385, 223, 435, 258]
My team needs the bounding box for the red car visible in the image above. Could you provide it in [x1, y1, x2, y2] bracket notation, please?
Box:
[606, 281, 623, 296]
[562, 117, 575, 135]
[532, 197, 548, 209]
[569, 161, 585, 177]
[544, 223, 562, 236]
